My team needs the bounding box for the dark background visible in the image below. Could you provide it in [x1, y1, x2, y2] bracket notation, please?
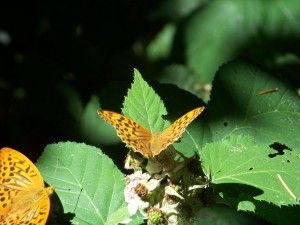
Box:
[1, 0, 300, 163]
[0, 1, 164, 160]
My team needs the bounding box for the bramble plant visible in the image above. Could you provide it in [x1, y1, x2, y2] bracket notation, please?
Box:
[35, 66, 299, 225]
[3, 1, 300, 224]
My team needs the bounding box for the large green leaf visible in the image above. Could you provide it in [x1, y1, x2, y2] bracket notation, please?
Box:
[184, 0, 300, 83]
[201, 59, 300, 224]
[36, 142, 129, 225]
[202, 135, 300, 205]
[184, 0, 262, 82]
[201, 135, 300, 225]
[207, 59, 300, 150]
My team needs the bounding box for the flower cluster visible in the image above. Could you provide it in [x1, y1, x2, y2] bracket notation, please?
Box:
[123, 156, 212, 224]
[124, 171, 183, 224]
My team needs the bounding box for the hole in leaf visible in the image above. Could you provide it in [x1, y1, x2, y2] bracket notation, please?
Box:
[268, 142, 291, 158]
[249, 167, 253, 171]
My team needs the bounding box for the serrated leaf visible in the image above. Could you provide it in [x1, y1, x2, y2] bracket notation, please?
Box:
[202, 59, 300, 224]
[36, 142, 129, 225]
[207, 59, 300, 150]
[202, 135, 300, 206]
[122, 69, 205, 158]
[123, 68, 169, 133]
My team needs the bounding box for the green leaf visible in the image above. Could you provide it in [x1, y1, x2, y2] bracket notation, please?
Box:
[123, 68, 169, 133]
[183, 0, 300, 83]
[36, 142, 129, 225]
[146, 23, 176, 61]
[158, 64, 210, 101]
[202, 135, 300, 205]
[207, 59, 300, 150]
[262, 0, 300, 37]
[201, 59, 300, 224]
[184, 0, 262, 83]
[80, 95, 120, 145]
[201, 135, 300, 224]
[104, 206, 130, 225]
[122, 69, 206, 158]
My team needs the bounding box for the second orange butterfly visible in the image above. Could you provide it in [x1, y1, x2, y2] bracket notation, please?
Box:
[0, 147, 53, 225]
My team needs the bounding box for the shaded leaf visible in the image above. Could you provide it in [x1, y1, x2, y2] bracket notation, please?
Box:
[37, 142, 129, 225]
[80, 95, 120, 145]
[207, 59, 300, 150]
[202, 135, 300, 206]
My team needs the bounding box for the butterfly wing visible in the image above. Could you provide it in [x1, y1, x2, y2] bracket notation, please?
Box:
[0, 192, 51, 225]
[0, 148, 45, 190]
[18, 192, 51, 225]
[152, 106, 205, 156]
[0, 148, 52, 225]
[98, 110, 154, 158]
[0, 148, 30, 219]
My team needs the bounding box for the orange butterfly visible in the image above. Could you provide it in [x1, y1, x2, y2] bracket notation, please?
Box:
[98, 106, 205, 158]
[0, 147, 54, 225]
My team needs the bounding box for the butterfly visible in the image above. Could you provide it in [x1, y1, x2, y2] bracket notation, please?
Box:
[98, 106, 205, 158]
[0, 147, 54, 225]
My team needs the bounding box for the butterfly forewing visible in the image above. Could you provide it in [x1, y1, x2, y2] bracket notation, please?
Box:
[98, 110, 154, 157]
[152, 106, 205, 156]
[0, 149, 44, 190]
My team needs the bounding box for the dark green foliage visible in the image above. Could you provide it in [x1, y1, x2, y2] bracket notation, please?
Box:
[1, 1, 300, 224]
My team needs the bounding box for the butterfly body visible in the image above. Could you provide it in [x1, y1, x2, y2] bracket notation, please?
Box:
[98, 106, 205, 158]
[0, 147, 53, 225]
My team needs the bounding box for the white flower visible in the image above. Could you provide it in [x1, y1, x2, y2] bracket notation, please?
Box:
[124, 171, 161, 217]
